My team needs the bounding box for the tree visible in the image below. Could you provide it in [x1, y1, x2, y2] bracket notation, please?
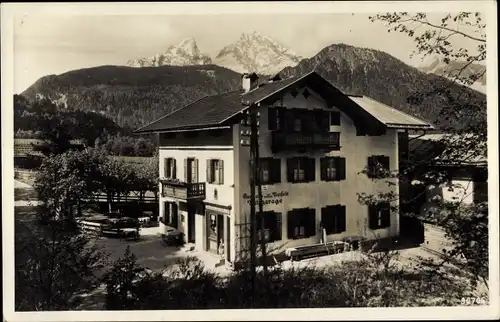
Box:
[98, 157, 135, 213]
[369, 12, 488, 288]
[33, 149, 103, 222]
[15, 216, 106, 310]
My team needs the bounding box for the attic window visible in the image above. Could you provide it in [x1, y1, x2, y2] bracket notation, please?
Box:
[290, 89, 299, 98]
[302, 89, 310, 99]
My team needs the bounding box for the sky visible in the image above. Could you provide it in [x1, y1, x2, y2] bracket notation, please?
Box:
[9, 2, 487, 94]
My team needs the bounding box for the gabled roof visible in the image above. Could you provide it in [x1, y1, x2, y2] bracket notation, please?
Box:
[348, 96, 434, 130]
[135, 71, 433, 134]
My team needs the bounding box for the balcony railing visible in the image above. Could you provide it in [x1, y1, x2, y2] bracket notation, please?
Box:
[271, 131, 340, 152]
[161, 179, 206, 200]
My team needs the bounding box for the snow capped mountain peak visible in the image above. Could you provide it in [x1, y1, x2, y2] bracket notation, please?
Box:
[418, 55, 487, 94]
[126, 32, 303, 75]
[127, 37, 212, 68]
[214, 31, 302, 75]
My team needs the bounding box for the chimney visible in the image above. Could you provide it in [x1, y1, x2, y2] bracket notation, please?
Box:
[242, 72, 259, 93]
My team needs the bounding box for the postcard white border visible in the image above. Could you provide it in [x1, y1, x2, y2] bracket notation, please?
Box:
[2, 1, 499, 321]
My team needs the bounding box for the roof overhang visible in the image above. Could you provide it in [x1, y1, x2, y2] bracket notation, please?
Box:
[134, 124, 230, 134]
[386, 123, 434, 130]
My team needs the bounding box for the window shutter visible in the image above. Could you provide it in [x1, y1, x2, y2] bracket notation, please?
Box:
[272, 158, 281, 183]
[287, 158, 295, 182]
[381, 203, 391, 228]
[194, 159, 199, 183]
[307, 208, 316, 237]
[206, 159, 212, 183]
[164, 158, 169, 178]
[275, 212, 282, 241]
[320, 111, 330, 131]
[337, 157, 346, 181]
[219, 160, 224, 184]
[172, 203, 178, 229]
[339, 205, 346, 232]
[381, 156, 390, 171]
[320, 157, 327, 181]
[184, 158, 188, 182]
[287, 210, 296, 239]
[268, 108, 277, 131]
[368, 204, 377, 229]
[367, 156, 375, 177]
[307, 158, 316, 182]
[172, 159, 177, 179]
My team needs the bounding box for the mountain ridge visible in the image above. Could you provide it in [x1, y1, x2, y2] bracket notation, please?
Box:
[21, 43, 486, 132]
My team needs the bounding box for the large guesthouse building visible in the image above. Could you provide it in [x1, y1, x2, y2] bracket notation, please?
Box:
[135, 71, 433, 267]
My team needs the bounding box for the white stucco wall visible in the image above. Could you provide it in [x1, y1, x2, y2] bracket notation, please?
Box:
[158, 147, 235, 248]
[234, 86, 400, 257]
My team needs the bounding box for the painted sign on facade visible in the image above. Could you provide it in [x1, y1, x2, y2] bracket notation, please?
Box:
[242, 190, 289, 206]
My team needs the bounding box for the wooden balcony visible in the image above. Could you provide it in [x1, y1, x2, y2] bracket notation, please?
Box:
[161, 180, 206, 200]
[271, 131, 340, 152]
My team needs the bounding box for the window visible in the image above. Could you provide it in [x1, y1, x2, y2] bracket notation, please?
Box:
[367, 155, 390, 178]
[321, 205, 346, 235]
[329, 111, 341, 126]
[368, 202, 391, 230]
[259, 158, 281, 184]
[320, 157, 346, 181]
[184, 158, 198, 183]
[207, 159, 224, 184]
[287, 157, 315, 183]
[287, 208, 316, 239]
[256, 211, 282, 242]
[164, 158, 176, 179]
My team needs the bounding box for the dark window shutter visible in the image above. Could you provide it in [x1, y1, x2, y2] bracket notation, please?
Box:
[306, 208, 316, 237]
[275, 212, 282, 241]
[287, 210, 296, 239]
[172, 203, 178, 229]
[320, 157, 327, 181]
[381, 156, 390, 171]
[321, 111, 330, 131]
[172, 159, 177, 179]
[321, 207, 331, 235]
[164, 158, 169, 178]
[367, 156, 375, 177]
[368, 204, 378, 229]
[330, 111, 341, 126]
[184, 158, 188, 182]
[268, 108, 277, 131]
[381, 203, 391, 228]
[287, 158, 295, 182]
[272, 158, 281, 183]
[206, 159, 213, 183]
[219, 159, 224, 184]
[339, 205, 346, 232]
[337, 157, 346, 180]
[307, 158, 316, 182]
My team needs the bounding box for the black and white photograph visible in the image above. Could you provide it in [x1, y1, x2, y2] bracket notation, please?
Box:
[2, 1, 499, 320]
